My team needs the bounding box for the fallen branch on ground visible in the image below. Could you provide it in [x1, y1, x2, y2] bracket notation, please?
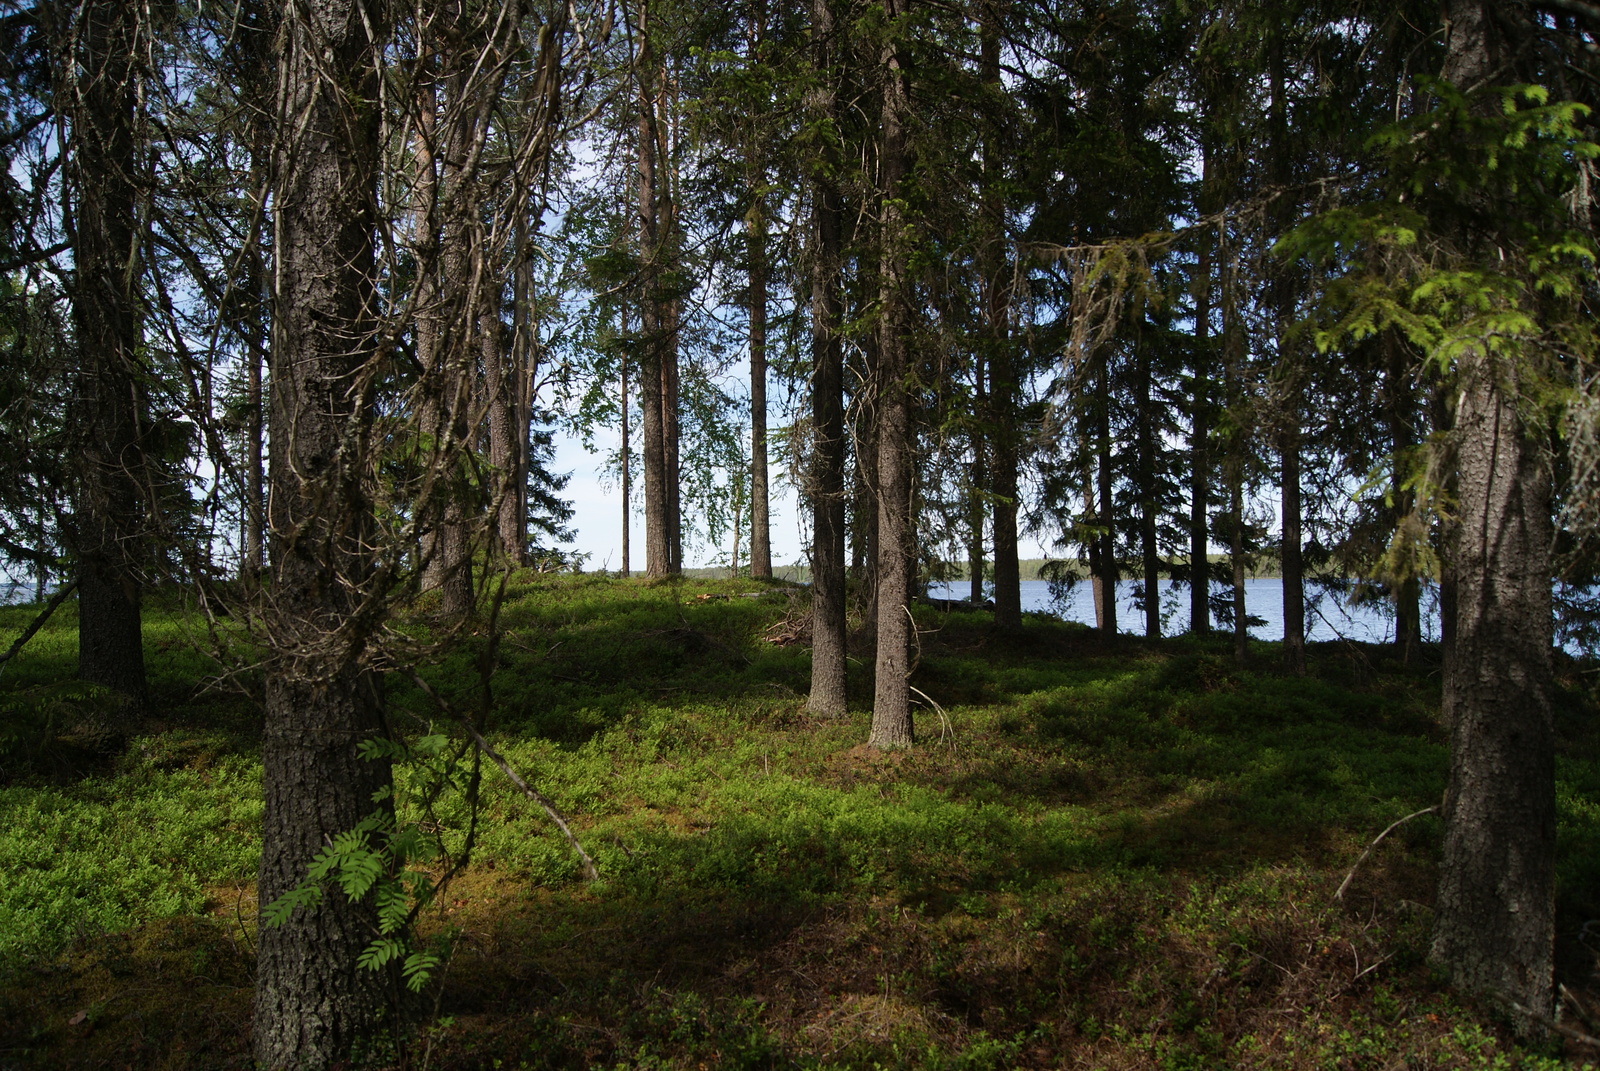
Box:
[1334, 804, 1439, 902]
[1511, 999, 1600, 1049]
[402, 667, 600, 882]
[908, 685, 956, 750]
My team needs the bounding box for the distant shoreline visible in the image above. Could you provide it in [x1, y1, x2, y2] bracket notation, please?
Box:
[680, 555, 1301, 584]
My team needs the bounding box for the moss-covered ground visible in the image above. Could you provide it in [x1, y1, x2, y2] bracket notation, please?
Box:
[0, 573, 1597, 1069]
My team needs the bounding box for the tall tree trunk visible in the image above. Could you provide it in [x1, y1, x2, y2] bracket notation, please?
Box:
[869, 0, 914, 749]
[1270, 37, 1305, 675]
[662, 71, 683, 574]
[1095, 355, 1117, 636]
[992, 394, 1020, 627]
[483, 240, 520, 562]
[1137, 327, 1160, 638]
[967, 362, 985, 607]
[253, 0, 394, 1062]
[1221, 225, 1247, 664]
[806, 0, 847, 716]
[853, 336, 881, 623]
[1086, 478, 1104, 627]
[636, 30, 672, 576]
[239, 0, 273, 591]
[980, 13, 1021, 630]
[510, 213, 536, 566]
[1432, 350, 1555, 1036]
[59, 0, 148, 715]
[639, 291, 669, 576]
[1281, 424, 1304, 671]
[1189, 190, 1212, 636]
[432, 43, 502, 618]
[663, 311, 682, 573]
[746, 11, 772, 580]
[1229, 460, 1247, 663]
[1429, 0, 1556, 1035]
[620, 321, 632, 578]
[413, 42, 445, 592]
[748, 201, 772, 578]
[1386, 336, 1422, 662]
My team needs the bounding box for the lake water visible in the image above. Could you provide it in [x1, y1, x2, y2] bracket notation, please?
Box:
[925, 578, 1423, 644]
[0, 576, 1434, 645]
[0, 581, 50, 607]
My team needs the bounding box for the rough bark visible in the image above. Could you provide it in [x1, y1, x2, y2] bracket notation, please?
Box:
[806, 0, 847, 717]
[869, 0, 914, 749]
[61, 0, 148, 714]
[429, 55, 487, 618]
[663, 306, 682, 574]
[661, 68, 683, 575]
[853, 338, 881, 625]
[991, 418, 1021, 628]
[1431, 353, 1555, 1035]
[1086, 478, 1103, 628]
[253, 0, 394, 1063]
[1428, 0, 1557, 1035]
[412, 44, 444, 591]
[1222, 229, 1247, 664]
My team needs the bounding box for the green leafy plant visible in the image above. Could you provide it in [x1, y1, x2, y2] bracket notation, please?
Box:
[261, 731, 476, 993]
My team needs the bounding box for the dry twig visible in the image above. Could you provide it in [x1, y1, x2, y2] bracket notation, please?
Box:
[402, 667, 599, 882]
[1334, 804, 1439, 902]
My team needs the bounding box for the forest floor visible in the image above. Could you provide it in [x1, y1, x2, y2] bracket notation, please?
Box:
[1, 573, 1598, 1070]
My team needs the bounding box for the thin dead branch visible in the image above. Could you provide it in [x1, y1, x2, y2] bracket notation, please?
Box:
[0, 578, 78, 682]
[1334, 804, 1439, 902]
[401, 666, 600, 882]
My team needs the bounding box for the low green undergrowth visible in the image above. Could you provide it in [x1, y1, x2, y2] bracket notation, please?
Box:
[0, 575, 1596, 1069]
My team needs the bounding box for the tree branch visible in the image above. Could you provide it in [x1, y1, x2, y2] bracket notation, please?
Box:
[0, 578, 78, 680]
[1335, 805, 1439, 902]
[0, 240, 71, 273]
[400, 667, 599, 882]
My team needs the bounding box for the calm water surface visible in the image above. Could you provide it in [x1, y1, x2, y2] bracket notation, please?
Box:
[925, 578, 1428, 644]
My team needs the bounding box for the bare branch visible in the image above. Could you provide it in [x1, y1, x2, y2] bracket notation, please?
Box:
[1335, 805, 1440, 902]
[400, 666, 600, 882]
[0, 578, 78, 680]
